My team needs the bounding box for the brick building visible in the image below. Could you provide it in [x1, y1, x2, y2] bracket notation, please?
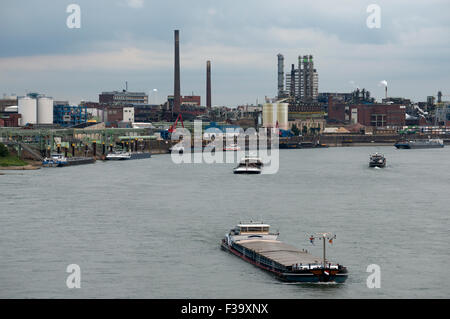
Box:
[349, 104, 406, 127]
[99, 91, 148, 105]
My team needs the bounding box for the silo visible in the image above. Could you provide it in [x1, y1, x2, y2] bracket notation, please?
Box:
[18, 96, 37, 126]
[37, 96, 54, 124]
[263, 103, 274, 128]
[276, 102, 289, 130]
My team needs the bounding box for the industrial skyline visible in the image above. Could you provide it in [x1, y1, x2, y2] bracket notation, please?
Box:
[0, 0, 449, 106]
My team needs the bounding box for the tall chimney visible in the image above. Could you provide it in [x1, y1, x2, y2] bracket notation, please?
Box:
[277, 54, 284, 98]
[206, 60, 211, 108]
[174, 30, 181, 114]
[385, 86, 387, 99]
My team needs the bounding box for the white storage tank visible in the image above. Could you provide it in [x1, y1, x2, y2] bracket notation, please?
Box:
[263, 103, 275, 128]
[37, 96, 54, 124]
[276, 102, 289, 130]
[18, 96, 37, 126]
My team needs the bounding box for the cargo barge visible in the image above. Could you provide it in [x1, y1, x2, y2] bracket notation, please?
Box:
[221, 222, 348, 283]
[42, 154, 95, 167]
[395, 138, 444, 149]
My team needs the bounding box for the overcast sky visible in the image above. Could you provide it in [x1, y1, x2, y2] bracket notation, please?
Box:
[1, 0, 449, 106]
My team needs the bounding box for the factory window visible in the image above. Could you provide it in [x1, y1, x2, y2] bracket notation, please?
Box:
[371, 114, 386, 127]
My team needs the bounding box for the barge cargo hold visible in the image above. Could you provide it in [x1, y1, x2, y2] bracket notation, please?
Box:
[221, 222, 348, 283]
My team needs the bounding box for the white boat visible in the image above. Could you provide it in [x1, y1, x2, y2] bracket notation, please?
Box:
[105, 151, 132, 160]
[169, 144, 184, 154]
[224, 143, 241, 151]
[42, 153, 68, 167]
[233, 155, 263, 174]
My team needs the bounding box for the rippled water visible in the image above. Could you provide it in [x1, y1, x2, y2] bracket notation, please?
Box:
[0, 146, 449, 298]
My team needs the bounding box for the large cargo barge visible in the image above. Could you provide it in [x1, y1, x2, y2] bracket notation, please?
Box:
[221, 222, 348, 283]
[42, 154, 95, 167]
[395, 138, 444, 149]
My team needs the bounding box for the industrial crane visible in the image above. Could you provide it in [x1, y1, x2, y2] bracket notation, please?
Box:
[161, 114, 184, 140]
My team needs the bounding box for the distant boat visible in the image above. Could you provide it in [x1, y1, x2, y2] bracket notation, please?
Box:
[395, 138, 444, 149]
[43, 153, 95, 167]
[223, 143, 241, 151]
[369, 153, 386, 168]
[169, 144, 184, 154]
[106, 151, 151, 160]
[42, 153, 68, 167]
[233, 155, 263, 174]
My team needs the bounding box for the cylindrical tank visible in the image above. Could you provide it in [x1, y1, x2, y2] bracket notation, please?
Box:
[37, 97, 54, 124]
[18, 96, 37, 126]
[263, 103, 274, 128]
[276, 102, 289, 130]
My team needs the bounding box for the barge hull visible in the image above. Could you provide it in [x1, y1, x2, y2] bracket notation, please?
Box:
[222, 240, 347, 283]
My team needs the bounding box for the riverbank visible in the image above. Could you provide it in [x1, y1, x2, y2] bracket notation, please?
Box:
[0, 156, 41, 170]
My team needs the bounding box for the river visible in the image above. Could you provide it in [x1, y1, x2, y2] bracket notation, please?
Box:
[0, 146, 449, 298]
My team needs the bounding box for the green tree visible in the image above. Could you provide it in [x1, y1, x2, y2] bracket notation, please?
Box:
[0, 143, 9, 157]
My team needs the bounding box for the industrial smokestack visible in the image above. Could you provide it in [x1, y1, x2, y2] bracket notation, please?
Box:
[206, 60, 211, 108]
[379, 80, 388, 99]
[277, 54, 284, 98]
[174, 30, 181, 114]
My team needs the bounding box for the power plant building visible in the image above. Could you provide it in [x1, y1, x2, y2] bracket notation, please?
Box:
[99, 91, 148, 105]
[278, 54, 319, 102]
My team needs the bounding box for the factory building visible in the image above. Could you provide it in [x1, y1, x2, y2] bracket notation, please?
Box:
[99, 90, 148, 105]
[329, 101, 405, 127]
[0, 106, 21, 127]
[435, 102, 450, 126]
[349, 104, 406, 127]
[279, 54, 318, 102]
[53, 105, 88, 127]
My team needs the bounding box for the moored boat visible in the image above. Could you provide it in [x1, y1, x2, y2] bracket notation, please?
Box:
[395, 138, 444, 149]
[106, 151, 131, 160]
[106, 151, 151, 160]
[223, 143, 241, 151]
[42, 153, 68, 167]
[221, 222, 348, 283]
[42, 154, 95, 167]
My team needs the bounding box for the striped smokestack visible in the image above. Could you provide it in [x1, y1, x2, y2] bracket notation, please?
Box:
[174, 30, 181, 114]
[206, 60, 211, 108]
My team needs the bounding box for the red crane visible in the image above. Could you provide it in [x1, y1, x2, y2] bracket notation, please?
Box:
[168, 114, 184, 133]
